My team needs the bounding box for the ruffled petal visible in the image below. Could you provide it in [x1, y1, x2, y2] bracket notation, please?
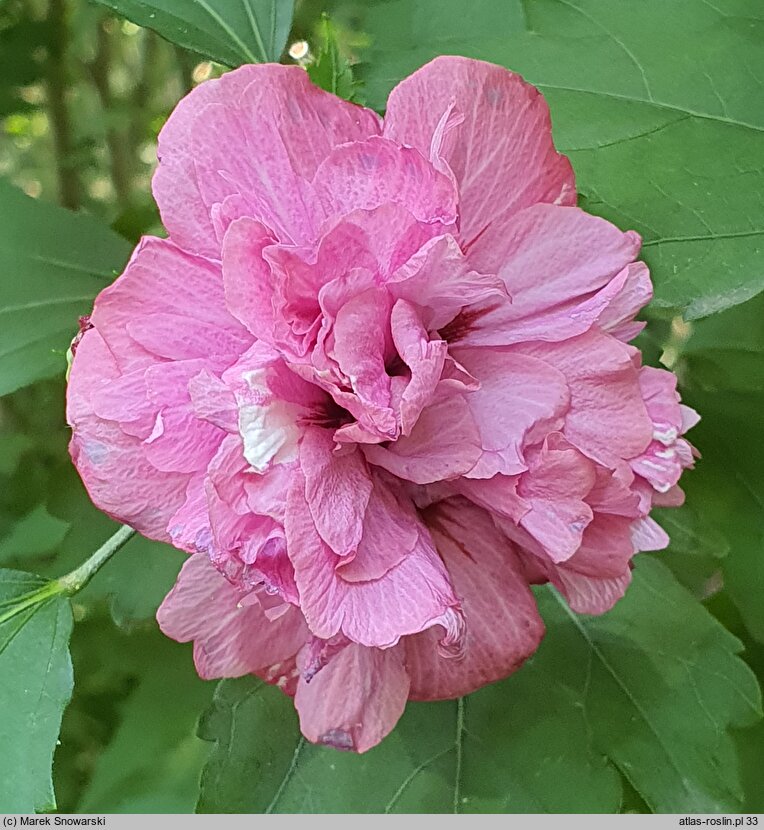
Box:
[154, 64, 381, 255]
[514, 329, 653, 466]
[91, 236, 250, 373]
[362, 393, 482, 484]
[453, 347, 570, 478]
[389, 234, 506, 331]
[295, 643, 409, 752]
[285, 469, 462, 649]
[312, 136, 457, 227]
[452, 205, 643, 346]
[300, 428, 373, 557]
[157, 553, 307, 679]
[405, 499, 544, 699]
[67, 329, 189, 541]
[384, 56, 575, 248]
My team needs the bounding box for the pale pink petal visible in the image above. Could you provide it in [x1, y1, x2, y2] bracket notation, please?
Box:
[221, 217, 277, 342]
[598, 262, 653, 341]
[300, 428, 373, 557]
[312, 136, 457, 227]
[188, 369, 238, 433]
[91, 236, 250, 372]
[453, 348, 570, 478]
[362, 393, 482, 484]
[331, 287, 393, 410]
[390, 300, 447, 435]
[285, 469, 462, 649]
[384, 56, 575, 248]
[295, 643, 409, 752]
[157, 553, 308, 679]
[143, 407, 222, 474]
[89, 369, 154, 431]
[516, 436, 596, 563]
[631, 366, 699, 492]
[337, 471, 420, 582]
[154, 64, 381, 255]
[551, 567, 632, 615]
[67, 330, 189, 541]
[631, 516, 670, 551]
[452, 205, 642, 346]
[168, 474, 211, 553]
[389, 234, 507, 330]
[515, 329, 653, 465]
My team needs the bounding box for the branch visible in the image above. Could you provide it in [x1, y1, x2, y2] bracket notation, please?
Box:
[46, 0, 82, 210]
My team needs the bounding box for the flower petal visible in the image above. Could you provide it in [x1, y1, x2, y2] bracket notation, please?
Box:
[295, 643, 409, 753]
[384, 56, 575, 248]
[154, 64, 381, 255]
[453, 348, 570, 478]
[285, 469, 462, 649]
[300, 428, 373, 557]
[157, 553, 307, 679]
[515, 329, 653, 465]
[405, 499, 544, 699]
[312, 136, 457, 227]
[454, 205, 643, 346]
[363, 393, 482, 484]
[67, 329, 189, 541]
[92, 236, 250, 372]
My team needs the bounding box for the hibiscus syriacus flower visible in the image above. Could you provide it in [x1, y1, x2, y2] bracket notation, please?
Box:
[67, 57, 698, 753]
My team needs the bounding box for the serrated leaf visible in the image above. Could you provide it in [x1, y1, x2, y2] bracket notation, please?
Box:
[91, 0, 295, 66]
[357, 0, 764, 319]
[0, 570, 73, 813]
[196, 558, 759, 813]
[0, 179, 131, 396]
[78, 633, 213, 813]
[534, 557, 760, 812]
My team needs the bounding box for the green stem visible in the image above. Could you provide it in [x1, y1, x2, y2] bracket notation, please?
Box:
[0, 525, 136, 626]
[55, 524, 135, 596]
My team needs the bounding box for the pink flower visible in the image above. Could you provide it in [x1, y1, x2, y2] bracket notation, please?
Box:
[67, 57, 697, 753]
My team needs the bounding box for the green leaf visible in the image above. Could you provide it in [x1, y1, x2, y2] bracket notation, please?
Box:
[0, 179, 131, 396]
[0, 569, 73, 813]
[307, 15, 360, 102]
[196, 558, 760, 813]
[91, 0, 295, 66]
[357, 0, 764, 319]
[78, 633, 213, 813]
[534, 557, 760, 812]
[653, 501, 728, 597]
[0, 504, 70, 566]
[679, 296, 764, 641]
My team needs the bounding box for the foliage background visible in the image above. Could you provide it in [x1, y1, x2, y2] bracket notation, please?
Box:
[0, 0, 762, 814]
